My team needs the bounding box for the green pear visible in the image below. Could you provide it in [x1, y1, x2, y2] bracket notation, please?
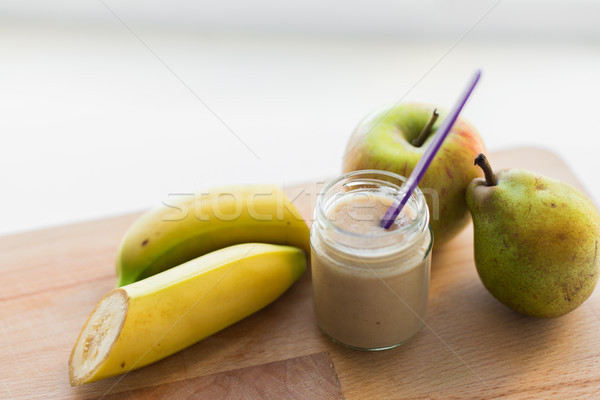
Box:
[466, 154, 600, 318]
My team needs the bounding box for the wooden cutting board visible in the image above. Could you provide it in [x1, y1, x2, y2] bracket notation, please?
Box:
[1, 147, 599, 399]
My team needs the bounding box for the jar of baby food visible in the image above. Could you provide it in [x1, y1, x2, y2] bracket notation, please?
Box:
[310, 170, 433, 350]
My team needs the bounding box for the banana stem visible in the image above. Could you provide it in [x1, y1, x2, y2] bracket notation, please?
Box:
[412, 109, 439, 147]
[474, 153, 497, 186]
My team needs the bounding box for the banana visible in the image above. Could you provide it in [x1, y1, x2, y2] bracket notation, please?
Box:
[116, 184, 309, 286]
[69, 243, 306, 386]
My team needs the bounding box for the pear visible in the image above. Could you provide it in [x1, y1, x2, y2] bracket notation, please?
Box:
[466, 154, 600, 318]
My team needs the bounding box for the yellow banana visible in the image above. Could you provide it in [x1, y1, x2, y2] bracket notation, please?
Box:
[69, 243, 306, 386]
[116, 184, 309, 286]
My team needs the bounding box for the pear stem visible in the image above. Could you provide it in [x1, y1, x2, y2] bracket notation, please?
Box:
[474, 153, 497, 186]
[411, 109, 439, 147]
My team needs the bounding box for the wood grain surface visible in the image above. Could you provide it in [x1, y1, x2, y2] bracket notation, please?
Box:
[1, 147, 599, 399]
[102, 352, 344, 400]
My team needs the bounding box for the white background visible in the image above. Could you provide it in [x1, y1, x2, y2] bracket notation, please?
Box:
[1, 0, 599, 236]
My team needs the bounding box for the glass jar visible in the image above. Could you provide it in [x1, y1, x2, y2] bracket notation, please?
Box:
[310, 170, 433, 351]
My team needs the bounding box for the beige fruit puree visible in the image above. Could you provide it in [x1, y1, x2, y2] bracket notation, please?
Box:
[310, 170, 432, 350]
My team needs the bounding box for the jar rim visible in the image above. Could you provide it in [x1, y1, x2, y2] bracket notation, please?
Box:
[314, 169, 429, 242]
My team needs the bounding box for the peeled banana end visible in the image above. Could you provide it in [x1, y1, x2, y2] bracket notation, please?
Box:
[69, 289, 128, 386]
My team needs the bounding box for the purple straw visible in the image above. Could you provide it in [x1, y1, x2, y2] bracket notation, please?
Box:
[380, 69, 482, 229]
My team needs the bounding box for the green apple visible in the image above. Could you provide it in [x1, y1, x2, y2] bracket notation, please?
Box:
[342, 102, 486, 247]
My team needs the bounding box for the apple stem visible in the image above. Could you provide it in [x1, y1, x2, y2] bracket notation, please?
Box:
[411, 109, 439, 147]
[474, 153, 497, 186]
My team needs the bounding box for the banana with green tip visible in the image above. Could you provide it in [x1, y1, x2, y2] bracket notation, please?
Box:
[116, 184, 309, 286]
